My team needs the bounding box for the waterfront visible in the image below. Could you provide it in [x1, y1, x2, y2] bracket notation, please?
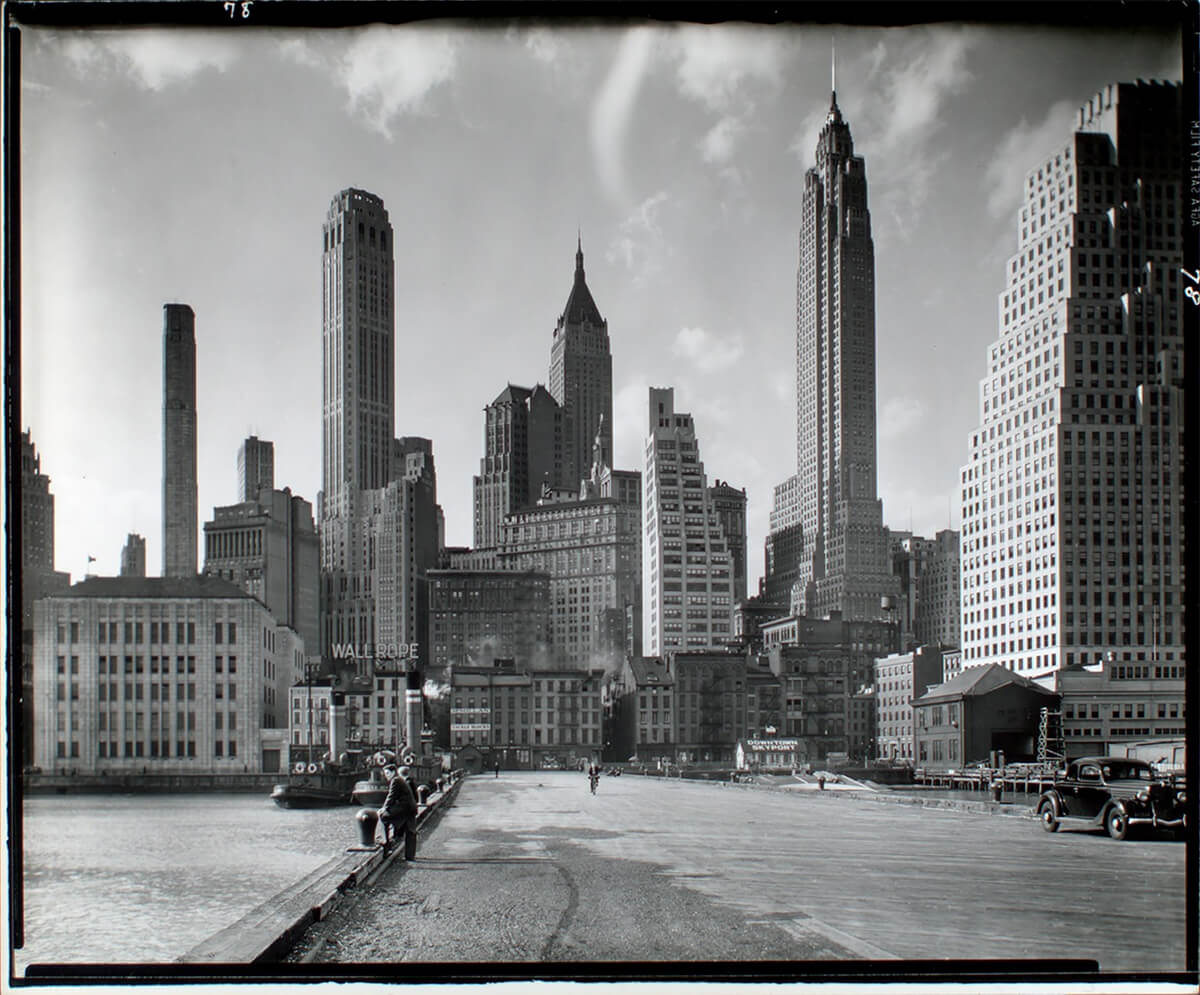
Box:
[15, 793, 358, 970]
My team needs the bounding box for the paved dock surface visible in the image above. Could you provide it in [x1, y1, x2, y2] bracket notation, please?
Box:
[289, 771, 1186, 971]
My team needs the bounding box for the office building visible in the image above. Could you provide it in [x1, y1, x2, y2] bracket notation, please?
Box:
[549, 237, 612, 490]
[162, 303, 198, 577]
[203, 488, 320, 655]
[1053, 657, 1185, 757]
[709, 480, 748, 602]
[890, 530, 961, 651]
[120, 534, 146, 578]
[32, 576, 305, 774]
[472, 384, 563, 549]
[670, 651, 747, 764]
[770, 83, 898, 622]
[644, 387, 736, 656]
[238, 436, 275, 502]
[960, 82, 1185, 679]
[427, 569, 551, 674]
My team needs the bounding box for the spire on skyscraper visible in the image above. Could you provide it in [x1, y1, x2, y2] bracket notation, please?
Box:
[560, 234, 603, 327]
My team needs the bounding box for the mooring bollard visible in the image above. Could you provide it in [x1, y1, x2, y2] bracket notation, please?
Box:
[435, 777, 444, 793]
[991, 780, 1002, 803]
[417, 784, 431, 805]
[355, 807, 380, 847]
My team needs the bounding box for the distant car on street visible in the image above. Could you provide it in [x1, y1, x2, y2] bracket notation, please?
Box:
[1036, 756, 1187, 840]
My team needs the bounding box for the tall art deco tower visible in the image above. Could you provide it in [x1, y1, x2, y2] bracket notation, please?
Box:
[783, 86, 897, 621]
[320, 189, 395, 573]
[550, 238, 613, 489]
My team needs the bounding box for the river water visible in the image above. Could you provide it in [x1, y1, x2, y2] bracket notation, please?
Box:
[15, 793, 360, 970]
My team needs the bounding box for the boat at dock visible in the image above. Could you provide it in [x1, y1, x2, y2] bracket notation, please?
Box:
[270, 760, 362, 809]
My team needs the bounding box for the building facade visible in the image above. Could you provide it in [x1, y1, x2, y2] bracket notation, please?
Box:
[709, 480, 748, 603]
[549, 238, 612, 491]
[448, 662, 604, 767]
[1053, 658, 1185, 758]
[874, 646, 946, 763]
[960, 81, 1185, 679]
[427, 569, 552, 675]
[779, 87, 898, 622]
[238, 436, 275, 502]
[203, 487, 320, 655]
[644, 387, 736, 656]
[499, 492, 641, 669]
[33, 577, 305, 774]
[669, 651, 747, 764]
[162, 303, 198, 577]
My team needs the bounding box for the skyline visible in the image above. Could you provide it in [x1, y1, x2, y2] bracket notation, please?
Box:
[17, 18, 1182, 590]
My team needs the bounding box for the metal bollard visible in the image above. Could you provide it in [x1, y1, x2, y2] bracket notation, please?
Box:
[435, 777, 444, 793]
[355, 807, 380, 847]
[991, 780, 1002, 803]
[417, 784, 431, 805]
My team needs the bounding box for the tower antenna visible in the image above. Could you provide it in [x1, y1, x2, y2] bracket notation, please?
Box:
[831, 37, 836, 96]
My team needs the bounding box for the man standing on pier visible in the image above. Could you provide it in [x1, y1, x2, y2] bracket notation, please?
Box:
[379, 764, 419, 860]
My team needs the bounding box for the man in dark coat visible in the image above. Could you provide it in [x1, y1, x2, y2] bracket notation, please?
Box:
[378, 764, 419, 860]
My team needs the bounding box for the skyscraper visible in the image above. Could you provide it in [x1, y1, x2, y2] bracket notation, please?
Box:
[960, 81, 1185, 679]
[238, 436, 275, 502]
[549, 238, 612, 490]
[162, 303, 197, 577]
[472, 384, 563, 549]
[120, 533, 147, 577]
[644, 387, 736, 656]
[774, 85, 897, 621]
[321, 188, 394, 571]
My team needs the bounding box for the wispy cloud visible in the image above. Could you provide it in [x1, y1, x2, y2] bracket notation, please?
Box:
[335, 26, 458, 140]
[590, 27, 656, 207]
[672, 24, 789, 112]
[607, 191, 669, 285]
[699, 116, 745, 165]
[880, 396, 926, 440]
[60, 29, 240, 90]
[672, 25, 792, 169]
[984, 98, 1075, 219]
[872, 31, 975, 153]
[523, 27, 566, 65]
[673, 326, 745, 373]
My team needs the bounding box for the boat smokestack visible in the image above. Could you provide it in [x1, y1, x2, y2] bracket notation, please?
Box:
[405, 666, 423, 758]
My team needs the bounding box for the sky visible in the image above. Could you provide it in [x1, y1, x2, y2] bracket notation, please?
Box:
[15, 13, 1182, 590]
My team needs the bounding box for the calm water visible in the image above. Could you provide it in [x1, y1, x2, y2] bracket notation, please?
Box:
[15, 793, 361, 969]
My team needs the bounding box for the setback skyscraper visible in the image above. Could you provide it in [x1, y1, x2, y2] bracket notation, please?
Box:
[549, 238, 612, 490]
[960, 81, 1185, 679]
[162, 303, 198, 577]
[238, 436, 275, 502]
[644, 387, 736, 656]
[771, 87, 897, 621]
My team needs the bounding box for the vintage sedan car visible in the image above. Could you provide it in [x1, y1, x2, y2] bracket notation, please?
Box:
[1037, 756, 1187, 840]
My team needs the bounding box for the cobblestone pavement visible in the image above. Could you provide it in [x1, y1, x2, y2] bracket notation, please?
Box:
[288, 771, 1187, 971]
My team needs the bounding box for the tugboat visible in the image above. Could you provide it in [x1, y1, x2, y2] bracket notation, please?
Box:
[351, 752, 394, 807]
[271, 756, 362, 808]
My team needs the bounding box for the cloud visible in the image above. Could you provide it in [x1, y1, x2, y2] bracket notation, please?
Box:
[336, 26, 458, 139]
[524, 28, 565, 65]
[699, 115, 745, 165]
[879, 396, 926, 440]
[672, 24, 789, 112]
[60, 29, 240, 90]
[673, 326, 745, 373]
[613, 379, 651, 464]
[983, 99, 1075, 219]
[590, 27, 656, 207]
[606, 191, 669, 284]
[277, 36, 324, 69]
[873, 31, 975, 153]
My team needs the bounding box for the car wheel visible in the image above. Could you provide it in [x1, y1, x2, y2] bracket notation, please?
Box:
[1038, 799, 1059, 833]
[1105, 806, 1129, 841]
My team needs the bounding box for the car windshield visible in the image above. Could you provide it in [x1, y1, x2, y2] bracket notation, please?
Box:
[1099, 761, 1155, 781]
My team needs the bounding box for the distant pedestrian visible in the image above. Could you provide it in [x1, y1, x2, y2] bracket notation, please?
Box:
[378, 763, 418, 860]
[495, 761, 501, 778]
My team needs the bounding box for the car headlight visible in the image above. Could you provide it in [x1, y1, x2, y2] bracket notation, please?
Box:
[1135, 790, 1150, 803]
[1178, 791, 1187, 805]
